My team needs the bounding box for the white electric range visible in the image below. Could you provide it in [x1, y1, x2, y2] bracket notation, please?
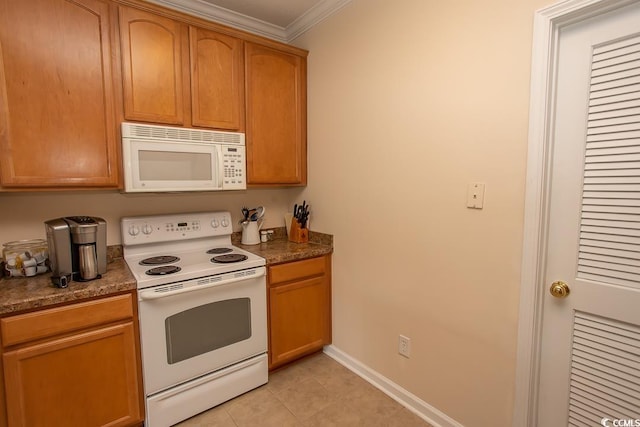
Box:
[121, 211, 267, 427]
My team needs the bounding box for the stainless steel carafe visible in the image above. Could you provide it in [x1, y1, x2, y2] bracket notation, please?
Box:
[78, 244, 98, 280]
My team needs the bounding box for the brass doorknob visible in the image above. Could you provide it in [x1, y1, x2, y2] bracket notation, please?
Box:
[550, 281, 570, 298]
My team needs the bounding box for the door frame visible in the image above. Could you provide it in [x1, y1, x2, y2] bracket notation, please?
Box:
[513, 0, 640, 425]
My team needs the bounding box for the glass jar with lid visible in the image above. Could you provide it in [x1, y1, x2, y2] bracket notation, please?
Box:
[2, 239, 49, 278]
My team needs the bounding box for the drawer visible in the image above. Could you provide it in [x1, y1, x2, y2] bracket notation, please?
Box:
[269, 256, 326, 286]
[1, 293, 133, 347]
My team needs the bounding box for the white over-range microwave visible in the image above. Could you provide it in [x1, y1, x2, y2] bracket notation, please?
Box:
[121, 122, 246, 193]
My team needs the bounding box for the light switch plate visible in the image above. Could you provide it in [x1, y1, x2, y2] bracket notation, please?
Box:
[467, 183, 485, 209]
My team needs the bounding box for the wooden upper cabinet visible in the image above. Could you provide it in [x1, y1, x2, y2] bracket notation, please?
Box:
[245, 42, 307, 186]
[190, 27, 244, 131]
[119, 7, 244, 131]
[119, 6, 189, 125]
[0, 0, 120, 188]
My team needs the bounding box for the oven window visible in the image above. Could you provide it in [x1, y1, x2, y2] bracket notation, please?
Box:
[139, 150, 212, 181]
[165, 298, 251, 364]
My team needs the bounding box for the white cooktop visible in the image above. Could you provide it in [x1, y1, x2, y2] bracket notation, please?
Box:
[121, 212, 265, 289]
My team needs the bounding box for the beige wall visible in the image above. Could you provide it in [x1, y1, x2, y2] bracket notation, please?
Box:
[293, 0, 549, 425]
[0, 189, 303, 245]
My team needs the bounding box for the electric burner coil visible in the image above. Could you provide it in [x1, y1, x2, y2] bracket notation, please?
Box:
[145, 265, 182, 275]
[140, 256, 180, 265]
[210, 254, 248, 264]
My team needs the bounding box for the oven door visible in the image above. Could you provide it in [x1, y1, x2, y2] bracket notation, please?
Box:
[137, 267, 267, 395]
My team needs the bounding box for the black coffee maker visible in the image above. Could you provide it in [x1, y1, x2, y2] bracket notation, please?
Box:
[45, 216, 107, 288]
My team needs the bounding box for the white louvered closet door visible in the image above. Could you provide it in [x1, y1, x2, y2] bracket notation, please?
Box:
[537, 2, 640, 426]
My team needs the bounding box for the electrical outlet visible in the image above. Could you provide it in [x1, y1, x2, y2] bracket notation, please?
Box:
[398, 335, 411, 358]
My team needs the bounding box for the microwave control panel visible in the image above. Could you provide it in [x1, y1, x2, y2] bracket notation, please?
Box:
[222, 145, 246, 190]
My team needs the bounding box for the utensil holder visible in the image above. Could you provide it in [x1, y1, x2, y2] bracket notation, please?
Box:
[288, 218, 309, 243]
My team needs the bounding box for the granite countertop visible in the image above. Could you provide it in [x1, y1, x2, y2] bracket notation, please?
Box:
[0, 228, 332, 316]
[233, 228, 333, 265]
[0, 258, 136, 316]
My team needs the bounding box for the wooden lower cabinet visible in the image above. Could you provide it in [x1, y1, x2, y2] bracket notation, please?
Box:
[268, 255, 331, 370]
[0, 293, 144, 426]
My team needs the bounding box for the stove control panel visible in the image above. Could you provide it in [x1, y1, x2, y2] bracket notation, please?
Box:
[164, 220, 200, 233]
[122, 211, 233, 246]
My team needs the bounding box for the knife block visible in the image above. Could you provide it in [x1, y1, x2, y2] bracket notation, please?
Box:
[288, 218, 309, 243]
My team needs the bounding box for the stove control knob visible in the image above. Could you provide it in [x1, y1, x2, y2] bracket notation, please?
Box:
[221, 218, 229, 227]
[211, 219, 220, 228]
[142, 224, 153, 235]
[128, 225, 140, 236]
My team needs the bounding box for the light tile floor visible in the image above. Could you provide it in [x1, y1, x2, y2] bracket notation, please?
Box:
[176, 352, 432, 426]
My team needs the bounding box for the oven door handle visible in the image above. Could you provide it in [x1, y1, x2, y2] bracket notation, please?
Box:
[138, 266, 266, 300]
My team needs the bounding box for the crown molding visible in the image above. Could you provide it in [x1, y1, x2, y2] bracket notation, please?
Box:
[143, 0, 289, 42]
[286, 0, 353, 41]
[141, 0, 352, 44]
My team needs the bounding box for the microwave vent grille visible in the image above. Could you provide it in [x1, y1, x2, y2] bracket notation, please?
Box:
[122, 123, 244, 145]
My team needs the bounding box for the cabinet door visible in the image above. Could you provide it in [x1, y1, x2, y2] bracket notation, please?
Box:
[0, 356, 5, 427]
[190, 27, 244, 131]
[0, 0, 119, 188]
[245, 43, 307, 185]
[3, 322, 143, 427]
[119, 6, 188, 125]
[269, 276, 330, 368]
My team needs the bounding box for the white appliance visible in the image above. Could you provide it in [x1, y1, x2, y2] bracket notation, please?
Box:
[121, 122, 246, 193]
[121, 211, 267, 427]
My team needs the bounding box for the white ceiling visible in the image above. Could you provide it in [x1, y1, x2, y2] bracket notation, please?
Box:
[147, 0, 352, 43]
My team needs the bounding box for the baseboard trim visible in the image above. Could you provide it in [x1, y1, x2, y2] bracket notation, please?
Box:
[323, 345, 464, 427]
